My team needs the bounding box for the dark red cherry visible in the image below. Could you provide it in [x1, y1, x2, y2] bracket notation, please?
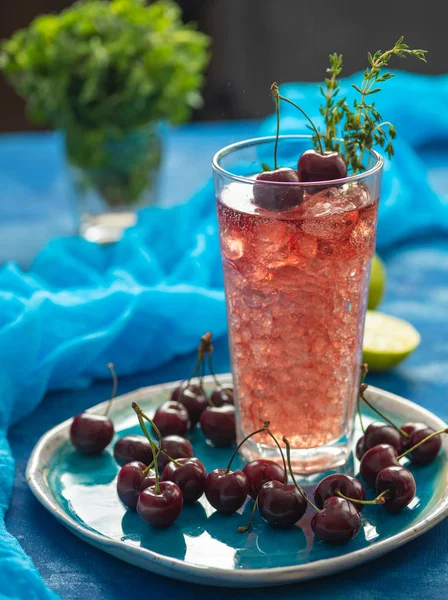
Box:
[200, 405, 236, 447]
[258, 480, 307, 527]
[363, 421, 404, 454]
[157, 435, 194, 472]
[242, 459, 285, 499]
[70, 413, 114, 456]
[113, 435, 152, 466]
[171, 384, 207, 426]
[298, 149, 347, 183]
[401, 422, 428, 449]
[162, 458, 206, 503]
[314, 474, 366, 512]
[204, 468, 249, 515]
[311, 497, 361, 543]
[116, 461, 156, 510]
[360, 444, 399, 488]
[375, 465, 416, 513]
[172, 382, 200, 402]
[153, 401, 190, 437]
[137, 481, 183, 528]
[253, 168, 303, 211]
[210, 385, 234, 407]
[408, 427, 442, 465]
[401, 422, 428, 436]
[356, 436, 365, 460]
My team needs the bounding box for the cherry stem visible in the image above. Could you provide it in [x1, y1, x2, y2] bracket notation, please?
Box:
[359, 384, 409, 439]
[271, 83, 280, 170]
[272, 84, 324, 155]
[238, 497, 259, 533]
[136, 405, 183, 468]
[357, 392, 365, 435]
[357, 364, 368, 434]
[135, 411, 161, 494]
[183, 332, 213, 390]
[283, 437, 320, 513]
[199, 357, 206, 391]
[226, 422, 270, 473]
[336, 489, 387, 505]
[205, 333, 233, 406]
[265, 428, 288, 485]
[132, 403, 162, 473]
[207, 352, 222, 390]
[143, 464, 153, 476]
[104, 363, 117, 417]
[397, 428, 448, 460]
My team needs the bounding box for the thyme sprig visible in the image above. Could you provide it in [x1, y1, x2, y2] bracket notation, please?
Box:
[317, 37, 427, 172]
[316, 53, 344, 154]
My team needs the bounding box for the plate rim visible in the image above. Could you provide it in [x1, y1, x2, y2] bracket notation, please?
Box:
[26, 377, 448, 587]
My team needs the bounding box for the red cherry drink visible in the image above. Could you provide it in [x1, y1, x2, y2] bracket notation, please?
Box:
[213, 136, 382, 473]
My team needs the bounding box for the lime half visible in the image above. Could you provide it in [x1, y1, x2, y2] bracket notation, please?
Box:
[362, 310, 421, 371]
[368, 254, 386, 309]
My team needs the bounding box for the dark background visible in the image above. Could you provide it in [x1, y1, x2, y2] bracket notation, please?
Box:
[0, 0, 445, 131]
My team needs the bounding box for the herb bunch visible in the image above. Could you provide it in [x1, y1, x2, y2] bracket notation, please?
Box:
[314, 37, 427, 172]
[0, 0, 210, 171]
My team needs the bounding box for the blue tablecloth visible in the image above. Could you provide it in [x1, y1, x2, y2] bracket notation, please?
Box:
[3, 119, 448, 600]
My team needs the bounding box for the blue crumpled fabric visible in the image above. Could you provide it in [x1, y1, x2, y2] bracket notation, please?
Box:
[1, 71, 448, 598]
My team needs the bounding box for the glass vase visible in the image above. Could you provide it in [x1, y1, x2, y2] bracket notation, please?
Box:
[66, 124, 162, 244]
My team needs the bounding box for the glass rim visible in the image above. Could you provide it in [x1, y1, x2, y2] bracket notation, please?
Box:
[212, 134, 384, 187]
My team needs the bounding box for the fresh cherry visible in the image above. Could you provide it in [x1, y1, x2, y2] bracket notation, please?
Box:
[408, 427, 442, 465]
[242, 459, 285, 499]
[70, 363, 117, 455]
[200, 405, 236, 447]
[253, 168, 303, 211]
[363, 421, 404, 454]
[356, 436, 365, 460]
[311, 497, 361, 543]
[360, 444, 398, 488]
[401, 422, 428, 437]
[137, 481, 183, 528]
[314, 474, 366, 512]
[172, 382, 200, 403]
[171, 384, 208, 426]
[258, 480, 307, 527]
[162, 458, 206, 503]
[114, 435, 152, 466]
[375, 465, 416, 513]
[116, 461, 156, 510]
[157, 435, 194, 472]
[153, 401, 190, 437]
[297, 149, 347, 183]
[401, 422, 428, 449]
[210, 384, 234, 407]
[70, 413, 114, 456]
[204, 468, 249, 515]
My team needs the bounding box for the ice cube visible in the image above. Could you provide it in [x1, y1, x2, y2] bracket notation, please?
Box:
[300, 188, 359, 242]
[221, 228, 244, 260]
[255, 220, 291, 256]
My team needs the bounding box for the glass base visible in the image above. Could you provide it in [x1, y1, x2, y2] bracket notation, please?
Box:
[81, 212, 137, 244]
[240, 436, 352, 475]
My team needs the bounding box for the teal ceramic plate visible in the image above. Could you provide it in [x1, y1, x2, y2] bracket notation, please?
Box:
[27, 376, 448, 587]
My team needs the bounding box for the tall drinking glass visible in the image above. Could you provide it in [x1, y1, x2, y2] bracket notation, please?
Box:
[212, 135, 383, 473]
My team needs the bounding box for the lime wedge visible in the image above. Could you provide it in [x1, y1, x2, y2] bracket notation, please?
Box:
[362, 310, 421, 371]
[368, 254, 386, 310]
